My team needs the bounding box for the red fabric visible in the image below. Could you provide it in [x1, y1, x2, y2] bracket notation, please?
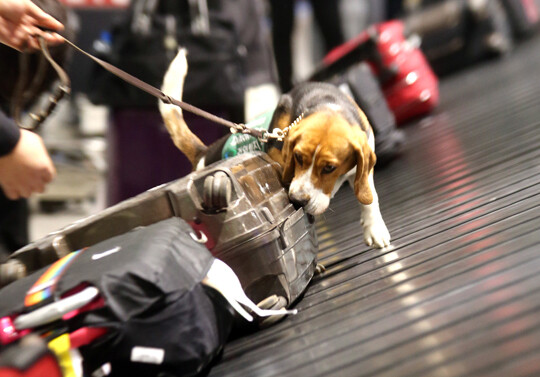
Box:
[0, 317, 29, 346]
[323, 32, 371, 66]
[188, 221, 216, 251]
[69, 327, 108, 349]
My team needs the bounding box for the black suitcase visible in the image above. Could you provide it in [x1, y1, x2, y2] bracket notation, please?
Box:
[330, 62, 405, 166]
[500, 0, 540, 37]
[0, 217, 236, 377]
[404, 0, 514, 75]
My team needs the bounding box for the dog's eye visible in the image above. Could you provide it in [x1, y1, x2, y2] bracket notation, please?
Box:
[294, 152, 303, 167]
[322, 165, 336, 174]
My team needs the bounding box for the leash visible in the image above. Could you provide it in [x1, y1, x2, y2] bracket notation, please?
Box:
[60, 35, 292, 142]
[20, 34, 300, 142]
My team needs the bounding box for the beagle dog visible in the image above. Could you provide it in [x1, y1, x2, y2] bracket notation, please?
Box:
[159, 49, 391, 249]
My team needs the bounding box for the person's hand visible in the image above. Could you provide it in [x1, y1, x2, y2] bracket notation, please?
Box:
[0, 0, 64, 51]
[0, 129, 55, 200]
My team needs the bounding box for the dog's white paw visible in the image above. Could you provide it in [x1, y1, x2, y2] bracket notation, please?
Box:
[363, 220, 391, 249]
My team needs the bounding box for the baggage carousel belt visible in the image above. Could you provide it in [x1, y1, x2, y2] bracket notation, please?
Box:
[210, 35, 540, 376]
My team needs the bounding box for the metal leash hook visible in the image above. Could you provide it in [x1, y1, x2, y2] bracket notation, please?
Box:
[228, 122, 247, 134]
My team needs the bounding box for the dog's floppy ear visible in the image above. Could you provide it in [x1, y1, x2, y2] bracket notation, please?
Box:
[352, 132, 376, 205]
[269, 93, 293, 127]
[269, 94, 295, 183]
[281, 131, 297, 184]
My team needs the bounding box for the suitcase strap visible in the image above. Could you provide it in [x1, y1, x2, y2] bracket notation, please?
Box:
[48, 334, 78, 377]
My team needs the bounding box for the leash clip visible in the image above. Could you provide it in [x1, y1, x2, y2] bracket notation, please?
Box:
[229, 123, 245, 135]
[265, 128, 285, 142]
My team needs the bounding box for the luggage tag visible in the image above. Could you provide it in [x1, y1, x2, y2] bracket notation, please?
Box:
[202, 259, 298, 322]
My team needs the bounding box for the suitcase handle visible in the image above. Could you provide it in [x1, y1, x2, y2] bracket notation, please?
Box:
[14, 286, 100, 330]
[309, 27, 398, 85]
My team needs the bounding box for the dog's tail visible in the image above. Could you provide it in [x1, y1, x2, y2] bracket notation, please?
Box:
[159, 49, 207, 168]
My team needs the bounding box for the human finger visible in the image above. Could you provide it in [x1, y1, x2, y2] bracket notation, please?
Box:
[2, 186, 21, 200]
[41, 167, 55, 184]
[30, 181, 46, 194]
[4, 24, 39, 50]
[42, 31, 64, 45]
[26, 24, 65, 46]
[24, 24, 63, 49]
[26, 2, 64, 32]
[20, 190, 32, 199]
[0, 23, 27, 51]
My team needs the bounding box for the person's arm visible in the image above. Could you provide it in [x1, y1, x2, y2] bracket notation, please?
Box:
[0, 0, 64, 51]
[0, 113, 55, 200]
[0, 111, 21, 157]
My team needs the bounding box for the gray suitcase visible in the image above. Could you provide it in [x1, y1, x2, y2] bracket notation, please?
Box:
[0, 152, 318, 308]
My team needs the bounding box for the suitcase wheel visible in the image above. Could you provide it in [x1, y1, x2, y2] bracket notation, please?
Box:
[256, 295, 288, 328]
[202, 171, 232, 212]
[315, 263, 326, 275]
[0, 260, 27, 288]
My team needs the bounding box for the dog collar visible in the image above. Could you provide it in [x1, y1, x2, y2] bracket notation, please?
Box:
[221, 111, 305, 159]
[282, 112, 304, 137]
[262, 112, 304, 142]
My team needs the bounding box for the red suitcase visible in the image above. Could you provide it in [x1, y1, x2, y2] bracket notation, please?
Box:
[373, 20, 440, 124]
[313, 20, 439, 125]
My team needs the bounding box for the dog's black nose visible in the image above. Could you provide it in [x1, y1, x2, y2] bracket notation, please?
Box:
[291, 197, 309, 208]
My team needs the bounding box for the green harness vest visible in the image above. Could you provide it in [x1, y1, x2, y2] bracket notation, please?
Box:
[221, 110, 274, 159]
